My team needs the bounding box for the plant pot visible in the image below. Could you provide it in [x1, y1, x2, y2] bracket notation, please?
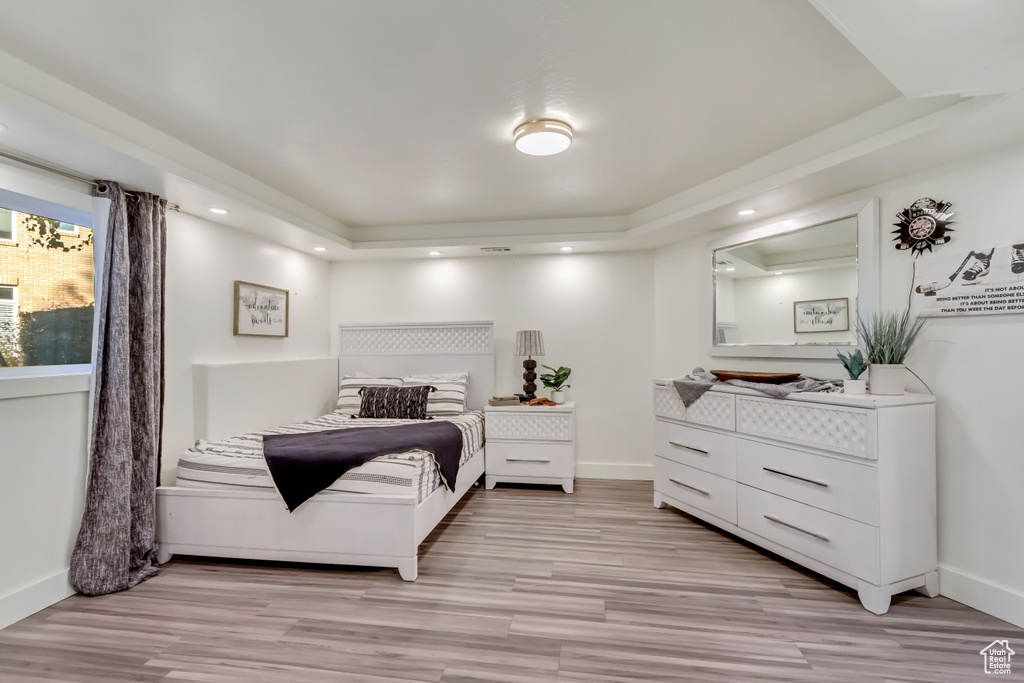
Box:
[844, 378, 866, 395]
[551, 390, 566, 404]
[869, 364, 906, 395]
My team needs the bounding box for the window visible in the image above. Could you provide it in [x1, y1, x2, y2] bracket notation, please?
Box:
[0, 207, 13, 241]
[0, 189, 94, 370]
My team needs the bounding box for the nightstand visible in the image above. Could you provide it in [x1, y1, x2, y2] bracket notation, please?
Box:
[484, 402, 576, 493]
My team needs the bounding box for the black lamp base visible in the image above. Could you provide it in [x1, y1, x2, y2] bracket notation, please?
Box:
[522, 358, 538, 401]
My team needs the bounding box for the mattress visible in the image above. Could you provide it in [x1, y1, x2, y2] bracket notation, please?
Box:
[175, 411, 485, 504]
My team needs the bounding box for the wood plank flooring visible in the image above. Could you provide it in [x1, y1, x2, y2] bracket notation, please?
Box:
[1, 479, 1020, 682]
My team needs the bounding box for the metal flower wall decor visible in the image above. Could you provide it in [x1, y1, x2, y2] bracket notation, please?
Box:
[893, 198, 956, 256]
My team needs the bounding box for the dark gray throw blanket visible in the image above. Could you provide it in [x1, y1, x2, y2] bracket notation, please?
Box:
[263, 421, 464, 511]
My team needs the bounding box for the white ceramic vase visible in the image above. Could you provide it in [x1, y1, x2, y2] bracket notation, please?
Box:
[869, 364, 906, 395]
[844, 378, 867, 395]
[551, 390, 566, 404]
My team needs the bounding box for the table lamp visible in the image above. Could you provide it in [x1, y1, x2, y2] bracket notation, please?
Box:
[515, 330, 545, 401]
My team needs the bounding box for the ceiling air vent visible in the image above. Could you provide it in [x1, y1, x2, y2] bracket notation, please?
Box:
[481, 246, 512, 252]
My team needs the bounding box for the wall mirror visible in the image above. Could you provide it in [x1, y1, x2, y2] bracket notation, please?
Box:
[710, 198, 878, 359]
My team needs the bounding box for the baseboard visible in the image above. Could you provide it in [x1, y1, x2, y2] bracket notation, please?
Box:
[575, 462, 653, 480]
[0, 569, 74, 630]
[939, 565, 1024, 629]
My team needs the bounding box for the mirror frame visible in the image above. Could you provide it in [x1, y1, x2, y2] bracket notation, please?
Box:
[708, 197, 878, 359]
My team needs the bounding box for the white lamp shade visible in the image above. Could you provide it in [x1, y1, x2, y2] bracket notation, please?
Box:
[515, 330, 545, 357]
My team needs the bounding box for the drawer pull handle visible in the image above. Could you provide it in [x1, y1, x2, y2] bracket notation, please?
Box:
[668, 441, 708, 456]
[506, 458, 550, 463]
[764, 515, 830, 542]
[763, 467, 829, 488]
[668, 478, 710, 496]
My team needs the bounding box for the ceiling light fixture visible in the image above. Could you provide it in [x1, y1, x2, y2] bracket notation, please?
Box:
[209, 207, 229, 215]
[560, 246, 573, 252]
[313, 246, 327, 252]
[738, 208, 756, 216]
[513, 119, 573, 156]
[428, 250, 441, 256]
[774, 271, 784, 275]
[726, 267, 735, 272]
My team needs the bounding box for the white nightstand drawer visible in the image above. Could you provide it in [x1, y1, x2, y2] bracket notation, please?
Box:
[485, 410, 574, 443]
[736, 439, 878, 525]
[655, 456, 737, 524]
[486, 442, 574, 478]
[738, 485, 880, 584]
[654, 420, 736, 479]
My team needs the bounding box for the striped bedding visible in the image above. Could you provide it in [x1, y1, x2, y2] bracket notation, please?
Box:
[175, 411, 484, 504]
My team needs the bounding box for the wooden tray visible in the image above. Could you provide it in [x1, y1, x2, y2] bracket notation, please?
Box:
[711, 370, 801, 384]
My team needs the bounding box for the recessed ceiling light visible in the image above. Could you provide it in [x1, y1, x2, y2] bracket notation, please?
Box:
[774, 271, 784, 275]
[209, 207, 229, 215]
[513, 120, 573, 156]
[560, 246, 573, 252]
[726, 267, 735, 272]
[313, 246, 327, 252]
[428, 250, 441, 256]
[738, 208, 756, 216]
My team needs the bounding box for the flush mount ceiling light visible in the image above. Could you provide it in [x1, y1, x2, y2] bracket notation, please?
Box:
[738, 208, 756, 216]
[209, 207, 229, 215]
[313, 246, 327, 252]
[513, 120, 573, 156]
[560, 246, 573, 252]
[428, 250, 441, 256]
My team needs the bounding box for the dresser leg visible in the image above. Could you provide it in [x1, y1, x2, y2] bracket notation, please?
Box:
[857, 581, 892, 615]
[397, 558, 418, 582]
[653, 492, 666, 509]
[485, 475, 496, 490]
[915, 571, 940, 598]
[561, 478, 574, 494]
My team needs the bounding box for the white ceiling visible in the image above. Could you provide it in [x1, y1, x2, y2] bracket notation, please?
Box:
[0, 1, 1022, 259]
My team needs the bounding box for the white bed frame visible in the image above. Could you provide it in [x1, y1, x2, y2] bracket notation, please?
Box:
[155, 321, 494, 581]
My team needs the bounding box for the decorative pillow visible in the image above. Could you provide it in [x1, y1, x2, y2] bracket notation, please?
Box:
[402, 377, 468, 416]
[358, 385, 435, 420]
[336, 375, 403, 415]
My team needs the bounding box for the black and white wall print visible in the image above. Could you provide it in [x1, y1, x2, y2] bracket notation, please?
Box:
[233, 280, 289, 337]
[913, 242, 1024, 317]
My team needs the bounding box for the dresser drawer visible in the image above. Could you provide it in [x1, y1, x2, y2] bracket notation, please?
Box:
[685, 392, 736, 431]
[736, 396, 876, 460]
[655, 456, 737, 524]
[653, 383, 686, 421]
[736, 440, 877, 525]
[654, 420, 736, 479]
[738, 485, 879, 584]
[486, 442, 574, 478]
[486, 410, 574, 443]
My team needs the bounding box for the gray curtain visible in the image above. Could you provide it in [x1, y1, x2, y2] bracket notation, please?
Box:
[70, 182, 166, 596]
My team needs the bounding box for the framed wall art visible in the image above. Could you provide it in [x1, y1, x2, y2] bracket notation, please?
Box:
[793, 297, 849, 334]
[233, 280, 289, 337]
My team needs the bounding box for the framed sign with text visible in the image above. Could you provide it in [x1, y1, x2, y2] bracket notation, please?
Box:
[793, 297, 849, 333]
[233, 280, 289, 337]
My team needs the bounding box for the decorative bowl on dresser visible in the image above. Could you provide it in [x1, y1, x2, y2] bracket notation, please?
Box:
[652, 379, 937, 614]
[484, 402, 576, 493]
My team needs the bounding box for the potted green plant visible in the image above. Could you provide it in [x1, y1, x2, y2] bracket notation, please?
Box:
[837, 349, 867, 395]
[539, 365, 572, 404]
[858, 310, 925, 395]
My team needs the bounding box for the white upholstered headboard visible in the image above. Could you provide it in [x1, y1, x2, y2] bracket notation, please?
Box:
[338, 321, 495, 411]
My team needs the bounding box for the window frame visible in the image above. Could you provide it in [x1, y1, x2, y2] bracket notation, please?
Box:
[0, 206, 15, 243]
[0, 187, 95, 381]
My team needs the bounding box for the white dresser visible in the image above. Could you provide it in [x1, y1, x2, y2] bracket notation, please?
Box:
[653, 379, 937, 614]
[485, 402, 576, 493]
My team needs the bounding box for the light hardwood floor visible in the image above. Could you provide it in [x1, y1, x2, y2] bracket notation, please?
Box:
[1, 480, 1020, 682]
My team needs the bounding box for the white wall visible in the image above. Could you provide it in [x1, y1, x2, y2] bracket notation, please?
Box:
[162, 212, 331, 483]
[731, 267, 858, 345]
[655, 143, 1024, 628]
[329, 252, 656, 479]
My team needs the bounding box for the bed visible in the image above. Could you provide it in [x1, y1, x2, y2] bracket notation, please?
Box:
[155, 321, 494, 581]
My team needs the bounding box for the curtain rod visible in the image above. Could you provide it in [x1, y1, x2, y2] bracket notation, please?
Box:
[0, 149, 181, 212]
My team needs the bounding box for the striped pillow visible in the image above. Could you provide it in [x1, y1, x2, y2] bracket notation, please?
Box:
[358, 385, 434, 420]
[336, 376, 403, 416]
[402, 376, 468, 416]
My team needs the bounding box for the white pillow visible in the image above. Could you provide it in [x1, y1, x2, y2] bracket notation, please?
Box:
[336, 375, 403, 416]
[402, 376, 468, 416]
